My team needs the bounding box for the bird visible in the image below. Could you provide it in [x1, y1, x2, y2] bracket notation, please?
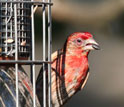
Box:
[0, 65, 40, 107]
[36, 32, 100, 107]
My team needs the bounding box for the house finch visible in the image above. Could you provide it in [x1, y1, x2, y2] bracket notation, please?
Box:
[0, 65, 40, 107]
[36, 32, 100, 107]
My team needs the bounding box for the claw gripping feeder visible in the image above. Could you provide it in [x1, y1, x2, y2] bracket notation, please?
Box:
[0, 0, 53, 107]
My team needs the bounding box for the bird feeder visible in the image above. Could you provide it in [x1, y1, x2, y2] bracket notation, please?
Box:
[0, 0, 31, 60]
[0, 0, 53, 107]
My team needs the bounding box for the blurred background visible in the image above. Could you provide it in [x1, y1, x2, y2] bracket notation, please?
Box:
[27, 0, 124, 107]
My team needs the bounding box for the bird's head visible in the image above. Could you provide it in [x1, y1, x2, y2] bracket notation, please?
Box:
[66, 32, 100, 55]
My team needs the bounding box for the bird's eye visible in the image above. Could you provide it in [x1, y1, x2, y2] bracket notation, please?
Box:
[77, 39, 82, 43]
[76, 38, 83, 45]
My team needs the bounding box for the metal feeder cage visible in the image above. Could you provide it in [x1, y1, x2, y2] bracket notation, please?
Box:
[0, 0, 53, 107]
[0, 0, 31, 59]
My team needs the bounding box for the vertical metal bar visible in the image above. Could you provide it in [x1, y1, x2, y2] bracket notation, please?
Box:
[31, 0, 36, 107]
[5, 2, 7, 53]
[14, 3, 19, 107]
[22, 1, 24, 54]
[48, 0, 52, 107]
[0, 3, 1, 50]
[18, 2, 21, 53]
[10, 0, 13, 52]
[43, 0, 46, 107]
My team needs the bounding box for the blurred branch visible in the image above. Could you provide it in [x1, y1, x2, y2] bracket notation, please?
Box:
[36, 0, 124, 26]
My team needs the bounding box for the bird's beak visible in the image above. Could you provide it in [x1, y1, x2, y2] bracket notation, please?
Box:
[83, 38, 100, 51]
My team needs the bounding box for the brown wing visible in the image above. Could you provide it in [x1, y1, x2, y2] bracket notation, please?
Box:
[81, 71, 89, 90]
[36, 49, 63, 106]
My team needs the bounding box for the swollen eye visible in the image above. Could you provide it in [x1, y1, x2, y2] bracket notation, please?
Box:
[76, 38, 83, 45]
[77, 39, 81, 42]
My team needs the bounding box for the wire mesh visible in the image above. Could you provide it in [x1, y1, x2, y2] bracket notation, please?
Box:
[0, 0, 31, 58]
[0, 0, 53, 107]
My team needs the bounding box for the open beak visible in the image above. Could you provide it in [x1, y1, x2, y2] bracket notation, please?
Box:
[84, 38, 100, 50]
